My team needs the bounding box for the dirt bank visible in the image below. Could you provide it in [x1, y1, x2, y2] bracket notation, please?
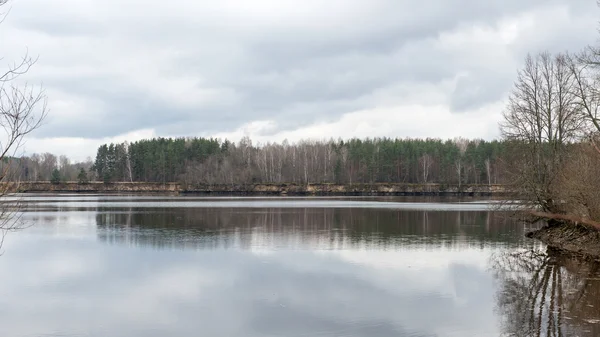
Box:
[9, 181, 510, 196]
[527, 221, 600, 261]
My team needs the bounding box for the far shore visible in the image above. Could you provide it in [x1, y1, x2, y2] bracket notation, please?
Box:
[5, 181, 510, 196]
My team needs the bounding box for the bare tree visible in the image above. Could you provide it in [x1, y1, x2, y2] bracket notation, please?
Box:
[453, 137, 469, 188]
[553, 142, 600, 221]
[484, 158, 492, 186]
[123, 141, 133, 183]
[58, 155, 70, 179]
[570, 50, 600, 153]
[418, 153, 432, 183]
[40, 153, 57, 180]
[500, 52, 580, 212]
[29, 153, 40, 181]
[0, 0, 48, 248]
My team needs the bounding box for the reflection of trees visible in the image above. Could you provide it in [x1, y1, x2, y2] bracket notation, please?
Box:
[491, 249, 600, 337]
[94, 207, 529, 250]
[26, 214, 69, 227]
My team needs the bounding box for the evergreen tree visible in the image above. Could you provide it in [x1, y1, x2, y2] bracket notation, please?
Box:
[77, 168, 88, 184]
[103, 170, 112, 184]
[50, 168, 61, 185]
[93, 144, 108, 179]
[89, 136, 510, 186]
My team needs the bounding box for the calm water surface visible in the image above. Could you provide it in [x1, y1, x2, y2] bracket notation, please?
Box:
[1, 194, 599, 337]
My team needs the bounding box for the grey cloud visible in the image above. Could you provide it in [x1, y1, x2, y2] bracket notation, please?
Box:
[4, 0, 600, 139]
[449, 71, 514, 113]
[0, 207, 509, 336]
[0, 229, 495, 337]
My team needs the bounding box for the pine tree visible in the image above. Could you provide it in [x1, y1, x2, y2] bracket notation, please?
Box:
[77, 168, 88, 184]
[50, 168, 61, 185]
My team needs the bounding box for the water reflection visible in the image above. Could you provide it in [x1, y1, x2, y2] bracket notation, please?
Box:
[491, 249, 600, 336]
[17, 194, 503, 211]
[0, 196, 558, 337]
[92, 207, 531, 251]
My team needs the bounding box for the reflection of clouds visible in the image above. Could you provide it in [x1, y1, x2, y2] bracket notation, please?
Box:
[38, 251, 96, 283]
[0, 231, 504, 336]
[329, 248, 492, 304]
[0, 237, 106, 336]
[332, 248, 489, 269]
[0, 202, 539, 337]
[259, 249, 499, 336]
[111, 266, 235, 326]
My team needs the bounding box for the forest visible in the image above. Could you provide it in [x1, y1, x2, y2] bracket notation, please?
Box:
[2, 137, 510, 187]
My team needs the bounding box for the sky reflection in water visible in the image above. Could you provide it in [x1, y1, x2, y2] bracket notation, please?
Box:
[0, 195, 596, 337]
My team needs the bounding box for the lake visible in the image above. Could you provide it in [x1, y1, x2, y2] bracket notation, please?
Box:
[0, 194, 599, 337]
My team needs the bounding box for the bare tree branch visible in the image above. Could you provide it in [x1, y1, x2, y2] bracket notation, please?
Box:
[0, 0, 47, 248]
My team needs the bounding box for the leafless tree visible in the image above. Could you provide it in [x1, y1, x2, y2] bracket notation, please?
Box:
[58, 155, 70, 179]
[418, 153, 432, 183]
[500, 52, 581, 212]
[123, 141, 133, 182]
[554, 143, 600, 220]
[484, 158, 492, 186]
[453, 137, 469, 188]
[29, 153, 40, 181]
[40, 152, 57, 180]
[0, 0, 48, 248]
[569, 49, 600, 154]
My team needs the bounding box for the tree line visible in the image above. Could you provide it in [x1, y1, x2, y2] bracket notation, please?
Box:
[87, 136, 510, 186]
[0, 137, 512, 186]
[0, 153, 93, 184]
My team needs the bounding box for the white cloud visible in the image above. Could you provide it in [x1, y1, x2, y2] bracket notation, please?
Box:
[0, 0, 596, 159]
[23, 128, 157, 162]
[211, 101, 505, 145]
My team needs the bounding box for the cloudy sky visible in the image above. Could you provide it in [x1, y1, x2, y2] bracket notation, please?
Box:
[2, 0, 599, 161]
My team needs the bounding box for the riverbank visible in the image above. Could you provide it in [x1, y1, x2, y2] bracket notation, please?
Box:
[9, 181, 509, 196]
[527, 221, 600, 261]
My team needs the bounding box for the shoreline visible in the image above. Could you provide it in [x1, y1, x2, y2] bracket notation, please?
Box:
[7, 181, 510, 196]
[527, 221, 600, 261]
